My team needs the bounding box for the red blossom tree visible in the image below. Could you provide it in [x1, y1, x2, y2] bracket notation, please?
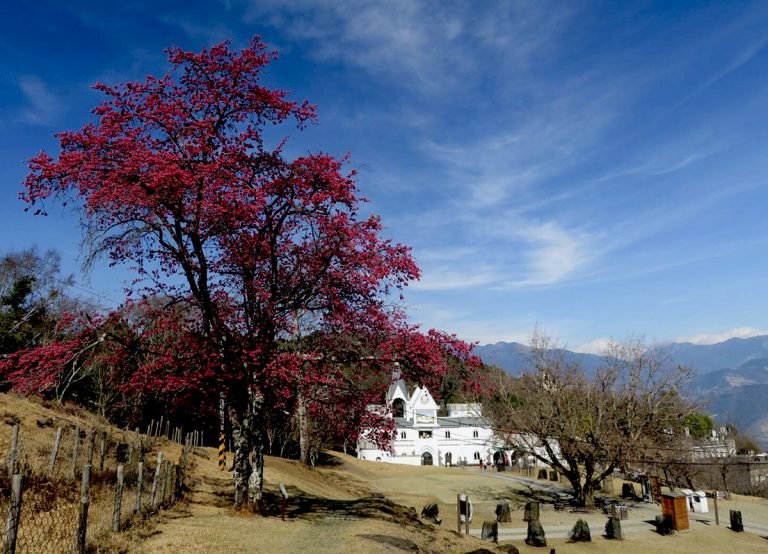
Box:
[22, 38, 481, 510]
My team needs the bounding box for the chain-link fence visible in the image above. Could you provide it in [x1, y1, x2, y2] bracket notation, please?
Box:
[0, 421, 197, 553]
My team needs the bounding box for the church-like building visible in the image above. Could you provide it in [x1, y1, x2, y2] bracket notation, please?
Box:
[357, 372, 499, 466]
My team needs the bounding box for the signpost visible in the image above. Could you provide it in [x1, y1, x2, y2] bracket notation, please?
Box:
[279, 483, 289, 521]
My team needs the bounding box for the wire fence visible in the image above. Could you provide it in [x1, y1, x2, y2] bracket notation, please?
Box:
[0, 421, 201, 553]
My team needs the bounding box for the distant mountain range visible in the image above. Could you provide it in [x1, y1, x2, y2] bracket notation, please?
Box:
[475, 336, 768, 450]
[475, 335, 768, 376]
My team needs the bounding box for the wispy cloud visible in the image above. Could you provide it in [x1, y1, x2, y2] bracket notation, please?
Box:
[676, 327, 768, 345]
[17, 76, 61, 126]
[505, 221, 593, 288]
[161, 17, 235, 44]
[410, 267, 496, 291]
[245, 0, 571, 93]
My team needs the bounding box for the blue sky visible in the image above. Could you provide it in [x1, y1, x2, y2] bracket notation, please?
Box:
[2, 1, 768, 351]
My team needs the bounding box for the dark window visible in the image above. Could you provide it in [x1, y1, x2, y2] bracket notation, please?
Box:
[445, 431, 451, 438]
[419, 430, 433, 439]
[392, 398, 405, 418]
[400, 431, 406, 439]
[473, 430, 479, 438]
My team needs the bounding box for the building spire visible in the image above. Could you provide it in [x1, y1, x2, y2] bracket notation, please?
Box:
[392, 361, 401, 382]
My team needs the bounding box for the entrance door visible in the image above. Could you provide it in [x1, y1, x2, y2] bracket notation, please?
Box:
[445, 452, 452, 467]
[421, 452, 433, 466]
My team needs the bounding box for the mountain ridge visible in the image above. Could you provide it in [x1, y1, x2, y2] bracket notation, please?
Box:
[474, 336, 768, 450]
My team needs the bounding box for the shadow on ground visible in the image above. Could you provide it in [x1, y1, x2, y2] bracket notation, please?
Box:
[260, 487, 433, 531]
[464, 483, 575, 506]
[187, 474, 236, 508]
[356, 534, 420, 551]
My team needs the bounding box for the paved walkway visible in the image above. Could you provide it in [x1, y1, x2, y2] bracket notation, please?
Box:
[469, 471, 768, 540]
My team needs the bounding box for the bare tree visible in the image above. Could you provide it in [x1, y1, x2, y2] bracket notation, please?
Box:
[487, 333, 693, 508]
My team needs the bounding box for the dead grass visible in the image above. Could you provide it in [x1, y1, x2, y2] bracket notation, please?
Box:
[120, 451, 768, 553]
[2, 392, 767, 553]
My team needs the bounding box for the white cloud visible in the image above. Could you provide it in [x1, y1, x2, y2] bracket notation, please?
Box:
[676, 327, 768, 345]
[574, 338, 613, 355]
[410, 268, 496, 291]
[504, 221, 593, 288]
[17, 76, 61, 126]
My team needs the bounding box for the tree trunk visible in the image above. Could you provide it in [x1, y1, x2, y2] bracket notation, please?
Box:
[230, 389, 266, 512]
[566, 470, 584, 506]
[583, 479, 596, 509]
[229, 408, 250, 509]
[246, 390, 264, 513]
[298, 390, 310, 466]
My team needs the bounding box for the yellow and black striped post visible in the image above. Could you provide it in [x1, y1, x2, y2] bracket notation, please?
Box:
[218, 392, 227, 470]
[218, 433, 226, 470]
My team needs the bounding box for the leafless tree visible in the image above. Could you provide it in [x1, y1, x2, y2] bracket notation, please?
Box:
[487, 333, 694, 508]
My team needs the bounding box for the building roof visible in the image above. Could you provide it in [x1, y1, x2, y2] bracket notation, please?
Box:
[393, 416, 490, 429]
[386, 379, 409, 403]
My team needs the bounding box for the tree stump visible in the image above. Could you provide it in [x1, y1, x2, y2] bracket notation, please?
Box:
[525, 519, 547, 547]
[524, 501, 540, 522]
[495, 502, 512, 522]
[605, 516, 623, 540]
[420, 503, 442, 525]
[729, 510, 743, 532]
[570, 519, 591, 542]
[481, 520, 498, 542]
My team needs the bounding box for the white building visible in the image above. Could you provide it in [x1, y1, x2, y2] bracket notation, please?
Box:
[357, 375, 502, 466]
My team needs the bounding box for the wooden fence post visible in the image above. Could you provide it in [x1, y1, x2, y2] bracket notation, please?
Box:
[7, 424, 19, 476]
[3, 474, 23, 554]
[49, 427, 63, 475]
[159, 462, 167, 506]
[456, 494, 461, 534]
[85, 430, 96, 469]
[99, 431, 107, 472]
[151, 452, 164, 508]
[165, 463, 174, 505]
[77, 464, 91, 554]
[113, 464, 124, 532]
[71, 427, 81, 480]
[135, 462, 144, 514]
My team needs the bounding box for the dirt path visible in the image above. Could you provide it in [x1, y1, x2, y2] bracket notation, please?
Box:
[125, 449, 475, 553]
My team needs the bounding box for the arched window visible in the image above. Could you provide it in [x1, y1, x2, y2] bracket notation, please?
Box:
[392, 398, 405, 418]
[474, 452, 480, 460]
[445, 431, 451, 438]
[400, 431, 406, 439]
[473, 430, 479, 438]
[421, 452, 433, 466]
